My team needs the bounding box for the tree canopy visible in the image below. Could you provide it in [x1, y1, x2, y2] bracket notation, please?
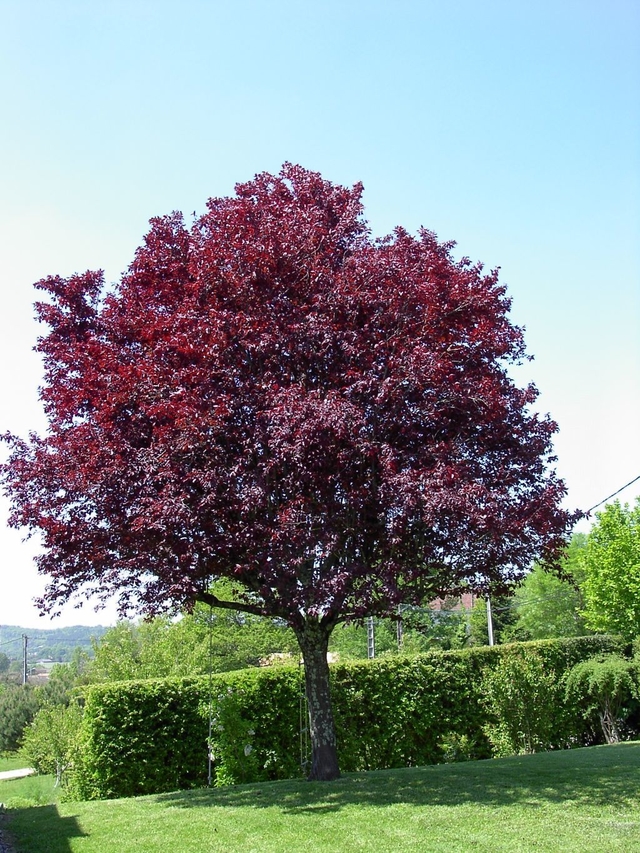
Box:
[84, 599, 299, 683]
[1, 164, 574, 779]
[580, 499, 640, 641]
[507, 533, 588, 641]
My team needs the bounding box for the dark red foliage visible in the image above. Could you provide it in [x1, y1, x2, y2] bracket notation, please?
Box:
[2, 164, 573, 627]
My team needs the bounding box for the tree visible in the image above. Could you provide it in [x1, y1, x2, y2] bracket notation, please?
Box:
[1, 164, 573, 780]
[397, 600, 469, 651]
[565, 654, 639, 744]
[0, 684, 40, 752]
[21, 702, 83, 787]
[580, 499, 640, 641]
[467, 594, 518, 646]
[507, 533, 588, 640]
[85, 598, 298, 683]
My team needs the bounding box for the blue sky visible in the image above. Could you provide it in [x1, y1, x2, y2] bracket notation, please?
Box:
[1, 0, 638, 627]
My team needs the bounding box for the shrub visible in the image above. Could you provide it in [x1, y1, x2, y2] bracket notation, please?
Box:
[481, 651, 559, 755]
[67, 634, 625, 799]
[330, 653, 491, 770]
[66, 678, 210, 800]
[565, 654, 639, 743]
[21, 702, 83, 786]
[206, 667, 301, 786]
[67, 668, 303, 798]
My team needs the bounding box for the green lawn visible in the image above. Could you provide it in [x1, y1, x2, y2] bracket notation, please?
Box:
[4, 743, 640, 852]
[0, 773, 59, 810]
[0, 754, 59, 811]
[0, 753, 30, 773]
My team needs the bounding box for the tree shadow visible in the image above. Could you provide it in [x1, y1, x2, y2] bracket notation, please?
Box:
[156, 743, 640, 816]
[4, 805, 88, 853]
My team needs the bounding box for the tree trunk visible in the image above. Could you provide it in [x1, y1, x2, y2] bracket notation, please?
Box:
[600, 701, 620, 744]
[296, 619, 341, 781]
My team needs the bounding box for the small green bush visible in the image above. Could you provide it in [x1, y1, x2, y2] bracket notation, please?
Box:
[482, 651, 559, 755]
[565, 654, 639, 743]
[21, 703, 83, 787]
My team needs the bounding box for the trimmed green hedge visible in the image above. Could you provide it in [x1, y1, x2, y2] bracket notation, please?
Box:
[69, 678, 208, 799]
[333, 635, 624, 771]
[331, 654, 490, 770]
[67, 634, 624, 799]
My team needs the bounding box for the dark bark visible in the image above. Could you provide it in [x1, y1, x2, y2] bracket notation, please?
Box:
[295, 619, 341, 781]
[197, 590, 264, 618]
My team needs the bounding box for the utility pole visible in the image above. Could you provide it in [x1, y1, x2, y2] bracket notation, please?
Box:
[486, 597, 494, 647]
[396, 607, 403, 651]
[367, 617, 375, 659]
[22, 634, 28, 684]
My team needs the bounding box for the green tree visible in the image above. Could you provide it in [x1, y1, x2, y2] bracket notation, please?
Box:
[565, 655, 639, 744]
[0, 684, 40, 751]
[21, 702, 83, 786]
[0, 652, 10, 675]
[468, 595, 518, 646]
[329, 620, 397, 659]
[86, 621, 143, 682]
[328, 603, 468, 660]
[581, 499, 640, 642]
[41, 658, 86, 705]
[188, 604, 299, 673]
[86, 591, 299, 683]
[509, 534, 588, 640]
[399, 600, 469, 651]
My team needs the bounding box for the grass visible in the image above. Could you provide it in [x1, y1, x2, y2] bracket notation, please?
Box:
[0, 754, 30, 773]
[0, 774, 59, 810]
[0, 754, 59, 811]
[3, 743, 640, 852]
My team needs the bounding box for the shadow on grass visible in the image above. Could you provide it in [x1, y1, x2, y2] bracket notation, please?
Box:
[156, 742, 640, 816]
[5, 805, 88, 853]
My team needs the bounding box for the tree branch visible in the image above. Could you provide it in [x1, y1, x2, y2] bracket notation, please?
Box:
[196, 590, 265, 618]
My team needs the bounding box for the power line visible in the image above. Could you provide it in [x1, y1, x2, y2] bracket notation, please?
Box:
[0, 637, 23, 648]
[584, 475, 640, 516]
[22, 636, 98, 643]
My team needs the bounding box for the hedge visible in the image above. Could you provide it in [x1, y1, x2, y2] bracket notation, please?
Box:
[67, 634, 624, 799]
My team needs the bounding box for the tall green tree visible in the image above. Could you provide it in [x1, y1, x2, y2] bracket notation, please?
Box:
[581, 499, 640, 641]
[0, 685, 40, 752]
[509, 533, 588, 640]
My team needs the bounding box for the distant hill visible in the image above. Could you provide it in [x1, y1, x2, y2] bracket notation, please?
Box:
[0, 624, 109, 663]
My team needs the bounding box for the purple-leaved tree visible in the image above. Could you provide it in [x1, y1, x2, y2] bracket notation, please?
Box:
[2, 164, 574, 780]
